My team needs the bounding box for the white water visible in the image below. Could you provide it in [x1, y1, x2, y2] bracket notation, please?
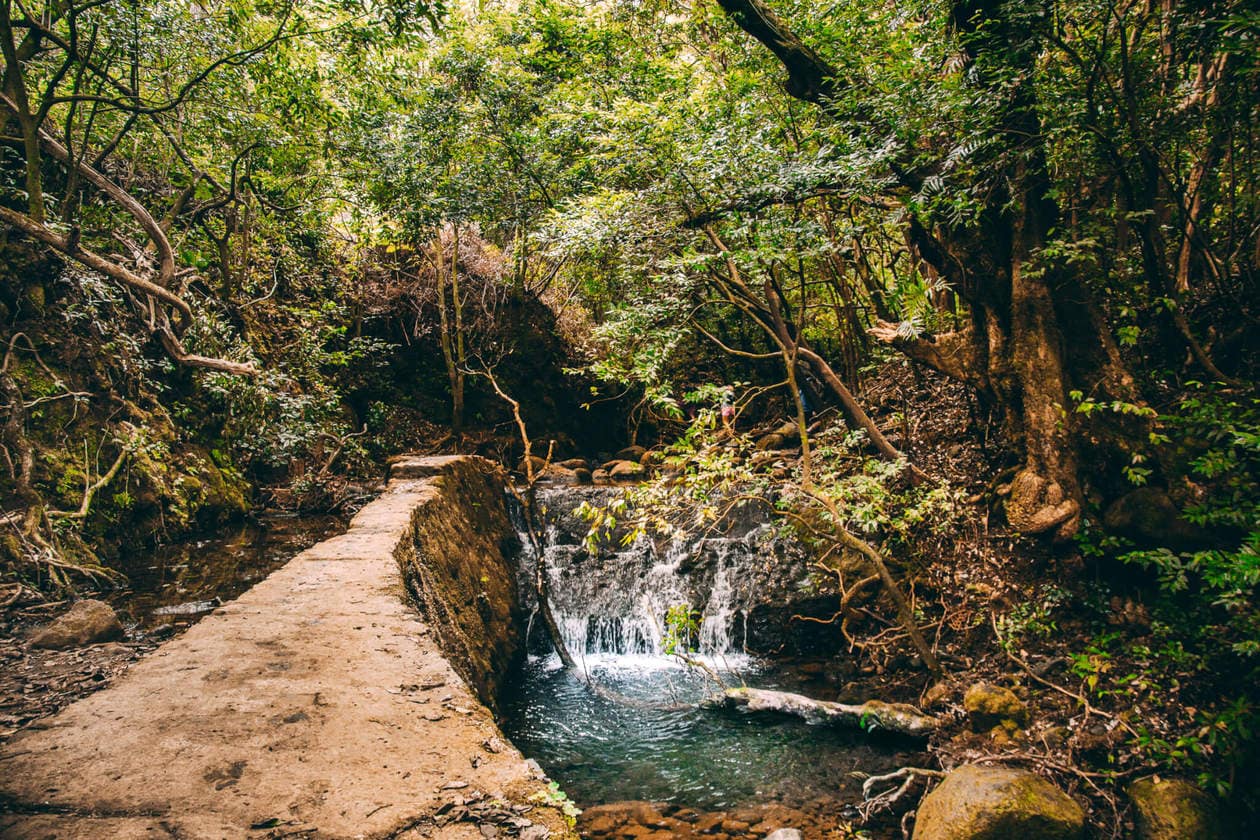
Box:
[519, 521, 756, 660]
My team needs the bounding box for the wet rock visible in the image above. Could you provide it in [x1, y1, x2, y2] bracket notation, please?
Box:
[517, 455, 549, 476]
[555, 458, 590, 471]
[708, 687, 937, 737]
[913, 764, 1084, 840]
[572, 468, 593, 485]
[29, 600, 124, 649]
[1129, 777, 1228, 840]
[964, 682, 1029, 730]
[541, 465, 578, 483]
[605, 459, 646, 480]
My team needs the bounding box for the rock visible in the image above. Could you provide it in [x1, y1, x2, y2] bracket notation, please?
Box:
[1103, 487, 1208, 550]
[591, 468, 610, 482]
[922, 681, 951, 708]
[1129, 777, 1227, 840]
[764, 830, 803, 840]
[517, 455, 549, 476]
[541, 465, 577, 483]
[572, 468, 593, 485]
[555, 458, 590, 470]
[605, 460, 646, 480]
[964, 682, 1029, 730]
[913, 764, 1085, 840]
[755, 433, 787, 451]
[613, 445, 647, 462]
[706, 687, 937, 737]
[29, 600, 124, 649]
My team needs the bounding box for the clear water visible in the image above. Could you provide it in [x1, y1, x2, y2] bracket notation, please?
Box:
[500, 653, 911, 811]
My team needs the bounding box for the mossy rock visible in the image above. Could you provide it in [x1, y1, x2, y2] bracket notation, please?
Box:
[913, 764, 1084, 840]
[1129, 777, 1230, 840]
[964, 682, 1030, 730]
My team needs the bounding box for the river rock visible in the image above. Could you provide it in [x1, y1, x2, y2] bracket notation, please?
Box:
[555, 458, 590, 471]
[913, 764, 1084, 840]
[29, 599, 124, 649]
[517, 455, 549, 476]
[964, 682, 1029, 730]
[1129, 777, 1228, 840]
[613, 445, 647, 462]
[605, 459, 646, 480]
[572, 467, 593, 484]
[764, 830, 803, 840]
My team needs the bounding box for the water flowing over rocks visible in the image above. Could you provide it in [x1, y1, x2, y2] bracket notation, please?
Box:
[521, 484, 843, 659]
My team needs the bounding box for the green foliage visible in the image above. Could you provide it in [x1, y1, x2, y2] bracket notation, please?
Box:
[1123, 387, 1260, 656]
[995, 585, 1072, 652]
[528, 780, 581, 825]
[662, 603, 701, 656]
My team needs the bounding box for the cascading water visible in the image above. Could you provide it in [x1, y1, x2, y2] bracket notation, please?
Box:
[501, 484, 913, 813]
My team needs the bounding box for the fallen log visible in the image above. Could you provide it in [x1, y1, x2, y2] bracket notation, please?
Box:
[703, 687, 937, 737]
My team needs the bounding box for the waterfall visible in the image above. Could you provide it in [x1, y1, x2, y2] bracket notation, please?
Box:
[511, 487, 772, 662]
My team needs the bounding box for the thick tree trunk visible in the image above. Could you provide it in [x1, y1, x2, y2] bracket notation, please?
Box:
[711, 0, 1151, 539]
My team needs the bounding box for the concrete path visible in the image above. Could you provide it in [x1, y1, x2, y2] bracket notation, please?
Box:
[0, 458, 569, 840]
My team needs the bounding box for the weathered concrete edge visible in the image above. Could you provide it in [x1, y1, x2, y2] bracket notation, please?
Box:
[388, 455, 525, 709]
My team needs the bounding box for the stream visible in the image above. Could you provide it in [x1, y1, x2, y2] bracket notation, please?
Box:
[500, 485, 917, 814]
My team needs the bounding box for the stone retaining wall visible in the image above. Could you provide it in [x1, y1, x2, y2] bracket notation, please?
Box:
[391, 454, 523, 708]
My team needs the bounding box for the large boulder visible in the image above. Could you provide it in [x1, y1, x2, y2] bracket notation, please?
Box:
[913, 764, 1085, 840]
[1103, 487, 1207, 550]
[964, 682, 1029, 730]
[29, 599, 125, 649]
[1129, 777, 1229, 840]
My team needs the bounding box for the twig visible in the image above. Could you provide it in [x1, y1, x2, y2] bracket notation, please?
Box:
[991, 613, 1139, 740]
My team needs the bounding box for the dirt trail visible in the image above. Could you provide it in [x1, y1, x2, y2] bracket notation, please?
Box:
[0, 457, 571, 839]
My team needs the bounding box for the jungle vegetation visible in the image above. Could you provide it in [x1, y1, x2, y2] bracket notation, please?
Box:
[2, 0, 1257, 828]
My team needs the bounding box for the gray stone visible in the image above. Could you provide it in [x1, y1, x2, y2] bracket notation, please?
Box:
[765, 830, 803, 840]
[913, 764, 1084, 840]
[29, 599, 124, 649]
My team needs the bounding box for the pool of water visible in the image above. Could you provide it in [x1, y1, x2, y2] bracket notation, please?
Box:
[106, 515, 345, 629]
[500, 652, 913, 811]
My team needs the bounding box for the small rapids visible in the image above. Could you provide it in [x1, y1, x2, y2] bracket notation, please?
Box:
[501, 485, 912, 811]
